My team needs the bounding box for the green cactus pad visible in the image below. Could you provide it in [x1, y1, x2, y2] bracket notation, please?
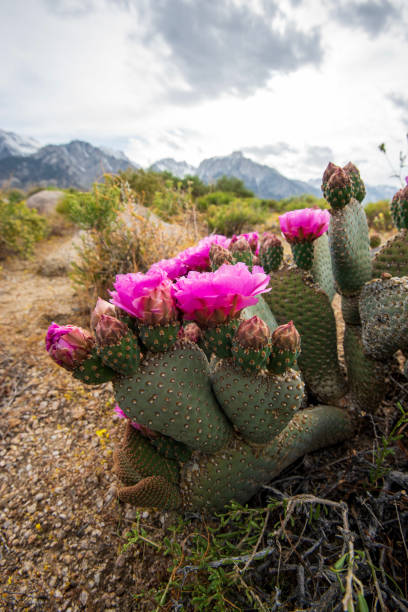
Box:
[212, 362, 303, 444]
[341, 294, 360, 325]
[360, 276, 408, 360]
[114, 422, 179, 485]
[290, 241, 314, 270]
[138, 322, 180, 353]
[151, 435, 192, 463]
[231, 250, 253, 268]
[231, 339, 270, 372]
[312, 233, 336, 302]
[241, 295, 278, 334]
[73, 349, 116, 384]
[201, 319, 240, 359]
[325, 182, 353, 209]
[259, 243, 283, 273]
[390, 192, 402, 229]
[181, 405, 353, 512]
[328, 198, 372, 296]
[349, 174, 366, 203]
[264, 266, 347, 402]
[118, 475, 182, 510]
[268, 345, 299, 374]
[114, 340, 233, 453]
[372, 230, 408, 278]
[98, 330, 140, 375]
[343, 325, 386, 412]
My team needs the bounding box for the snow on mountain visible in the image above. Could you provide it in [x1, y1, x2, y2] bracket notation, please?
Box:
[0, 129, 41, 159]
[150, 158, 197, 178]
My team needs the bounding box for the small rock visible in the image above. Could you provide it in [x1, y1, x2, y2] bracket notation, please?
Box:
[79, 591, 88, 605]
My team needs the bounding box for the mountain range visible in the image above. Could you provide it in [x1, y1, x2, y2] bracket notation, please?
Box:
[0, 128, 397, 202]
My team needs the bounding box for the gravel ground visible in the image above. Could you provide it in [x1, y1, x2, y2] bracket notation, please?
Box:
[0, 244, 173, 611]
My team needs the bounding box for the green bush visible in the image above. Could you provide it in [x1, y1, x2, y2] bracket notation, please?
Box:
[276, 194, 329, 212]
[0, 199, 47, 258]
[364, 200, 393, 230]
[206, 199, 267, 235]
[118, 169, 168, 207]
[151, 181, 194, 221]
[57, 181, 123, 231]
[196, 191, 236, 212]
[213, 175, 254, 198]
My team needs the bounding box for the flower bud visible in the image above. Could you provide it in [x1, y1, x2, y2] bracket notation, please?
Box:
[95, 314, 128, 346]
[230, 237, 252, 255]
[235, 316, 270, 349]
[322, 162, 339, 188]
[209, 243, 234, 270]
[46, 323, 94, 370]
[271, 321, 300, 353]
[181, 322, 202, 343]
[90, 297, 117, 332]
[140, 284, 178, 325]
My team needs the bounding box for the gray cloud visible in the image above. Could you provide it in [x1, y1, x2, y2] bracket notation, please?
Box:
[118, 0, 323, 102]
[388, 92, 408, 112]
[43, 0, 96, 17]
[303, 145, 335, 167]
[242, 142, 299, 159]
[329, 0, 399, 37]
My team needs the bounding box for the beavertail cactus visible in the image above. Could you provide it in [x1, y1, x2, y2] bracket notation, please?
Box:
[46, 160, 408, 514]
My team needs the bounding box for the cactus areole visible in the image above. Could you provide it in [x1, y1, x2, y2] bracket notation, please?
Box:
[47, 160, 408, 513]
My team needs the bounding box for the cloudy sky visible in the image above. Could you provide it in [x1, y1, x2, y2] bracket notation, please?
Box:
[1, 0, 407, 185]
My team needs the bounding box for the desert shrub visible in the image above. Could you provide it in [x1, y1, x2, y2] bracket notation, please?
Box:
[276, 194, 329, 213]
[364, 200, 393, 230]
[213, 175, 254, 198]
[206, 199, 267, 235]
[5, 189, 25, 204]
[118, 168, 168, 207]
[0, 198, 47, 258]
[57, 181, 123, 231]
[151, 181, 193, 221]
[196, 191, 236, 212]
[370, 233, 382, 248]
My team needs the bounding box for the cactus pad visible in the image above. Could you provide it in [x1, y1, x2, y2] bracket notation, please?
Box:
[212, 362, 303, 444]
[138, 322, 180, 352]
[360, 276, 408, 360]
[98, 331, 140, 375]
[263, 266, 347, 402]
[372, 230, 408, 278]
[343, 325, 386, 412]
[328, 198, 372, 295]
[114, 340, 233, 453]
[73, 349, 116, 384]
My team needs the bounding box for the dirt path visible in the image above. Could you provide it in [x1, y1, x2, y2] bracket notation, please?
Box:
[0, 239, 170, 611]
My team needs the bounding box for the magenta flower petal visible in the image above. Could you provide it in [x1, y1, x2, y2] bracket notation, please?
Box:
[173, 262, 270, 326]
[177, 235, 230, 273]
[45, 323, 94, 370]
[148, 257, 188, 280]
[109, 269, 177, 324]
[279, 208, 330, 243]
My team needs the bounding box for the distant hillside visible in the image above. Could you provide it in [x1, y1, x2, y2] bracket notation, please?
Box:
[0, 129, 398, 200]
[0, 139, 137, 190]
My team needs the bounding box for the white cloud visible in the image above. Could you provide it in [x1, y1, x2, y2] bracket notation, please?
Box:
[0, 0, 406, 186]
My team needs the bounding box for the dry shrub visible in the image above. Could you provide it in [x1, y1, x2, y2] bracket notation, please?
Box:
[70, 202, 196, 307]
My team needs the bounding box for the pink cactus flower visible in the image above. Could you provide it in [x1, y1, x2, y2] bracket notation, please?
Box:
[109, 269, 177, 325]
[148, 257, 188, 280]
[173, 262, 270, 327]
[177, 235, 230, 273]
[279, 208, 330, 243]
[114, 404, 157, 437]
[405, 176, 408, 185]
[46, 323, 94, 370]
[90, 297, 117, 331]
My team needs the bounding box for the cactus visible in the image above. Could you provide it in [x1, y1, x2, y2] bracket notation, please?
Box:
[45, 161, 407, 514]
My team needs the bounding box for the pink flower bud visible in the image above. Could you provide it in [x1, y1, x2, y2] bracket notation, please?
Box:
[95, 314, 128, 345]
[235, 316, 270, 349]
[271, 321, 300, 353]
[90, 297, 117, 332]
[46, 323, 94, 370]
